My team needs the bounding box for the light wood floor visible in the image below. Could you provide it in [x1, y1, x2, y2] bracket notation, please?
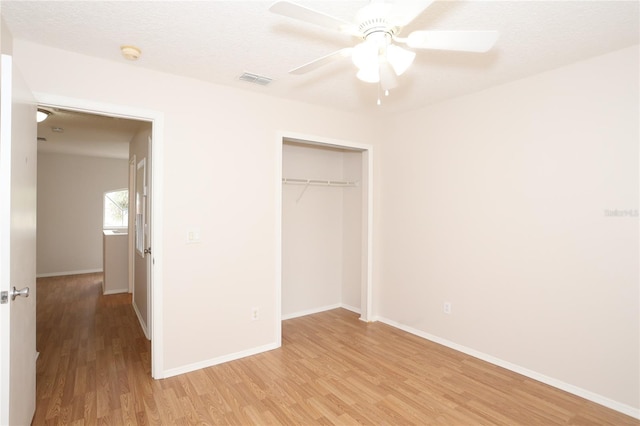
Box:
[33, 273, 638, 425]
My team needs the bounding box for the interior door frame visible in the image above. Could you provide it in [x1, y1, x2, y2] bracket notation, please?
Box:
[32, 93, 165, 379]
[275, 131, 374, 345]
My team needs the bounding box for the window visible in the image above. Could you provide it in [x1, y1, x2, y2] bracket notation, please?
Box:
[103, 188, 129, 229]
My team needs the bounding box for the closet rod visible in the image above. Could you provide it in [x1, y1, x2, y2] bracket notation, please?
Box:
[282, 177, 359, 187]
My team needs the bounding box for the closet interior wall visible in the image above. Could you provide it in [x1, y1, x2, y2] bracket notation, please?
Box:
[282, 141, 362, 318]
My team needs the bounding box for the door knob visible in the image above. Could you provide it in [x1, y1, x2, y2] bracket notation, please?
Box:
[10, 286, 29, 301]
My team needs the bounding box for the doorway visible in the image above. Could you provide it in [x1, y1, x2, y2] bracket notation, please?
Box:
[36, 109, 145, 280]
[34, 94, 164, 378]
[276, 132, 374, 345]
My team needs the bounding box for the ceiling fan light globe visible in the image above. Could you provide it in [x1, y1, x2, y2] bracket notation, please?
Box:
[356, 67, 379, 83]
[386, 45, 415, 76]
[36, 109, 50, 123]
[352, 41, 379, 71]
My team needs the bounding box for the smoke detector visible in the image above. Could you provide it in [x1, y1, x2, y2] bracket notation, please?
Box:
[121, 45, 141, 61]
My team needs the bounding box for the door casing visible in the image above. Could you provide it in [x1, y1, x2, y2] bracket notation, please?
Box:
[275, 131, 375, 347]
[34, 93, 165, 379]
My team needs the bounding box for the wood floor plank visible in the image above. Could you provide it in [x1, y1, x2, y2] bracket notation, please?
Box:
[33, 273, 639, 425]
[119, 393, 137, 426]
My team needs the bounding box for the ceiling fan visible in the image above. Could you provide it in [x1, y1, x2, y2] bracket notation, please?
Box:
[270, 0, 498, 102]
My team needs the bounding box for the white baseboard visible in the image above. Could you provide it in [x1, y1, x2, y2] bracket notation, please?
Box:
[163, 303, 354, 378]
[282, 303, 363, 321]
[36, 269, 102, 278]
[103, 289, 128, 295]
[132, 300, 149, 340]
[376, 316, 640, 420]
[282, 303, 341, 320]
[163, 342, 280, 379]
[340, 303, 361, 314]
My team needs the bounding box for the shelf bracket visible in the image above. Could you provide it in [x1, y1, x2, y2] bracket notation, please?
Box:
[296, 181, 311, 203]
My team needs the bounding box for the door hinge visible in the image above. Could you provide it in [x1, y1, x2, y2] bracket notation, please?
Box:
[1, 291, 8, 304]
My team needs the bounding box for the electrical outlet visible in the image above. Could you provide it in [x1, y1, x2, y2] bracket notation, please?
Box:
[443, 302, 452, 314]
[251, 307, 259, 321]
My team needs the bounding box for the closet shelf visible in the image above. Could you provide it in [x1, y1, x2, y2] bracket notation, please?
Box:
[283, 177, 359, 203]
[282, 177, 359, 187]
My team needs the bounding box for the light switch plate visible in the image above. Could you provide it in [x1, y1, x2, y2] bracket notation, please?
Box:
[187, 228, 201, 243]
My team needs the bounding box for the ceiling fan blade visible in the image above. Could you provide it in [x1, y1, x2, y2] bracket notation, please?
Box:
[406, 30, 499, 53]
[270, 1, 356, 34]
[289, 48, 352, 75]
[387, 0, 435, 27]
[378, 60, 398, 91]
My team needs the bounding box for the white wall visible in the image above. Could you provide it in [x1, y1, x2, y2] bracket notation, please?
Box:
[13, 40, 382, 373]
[37, 152, 128, 276]
[281, 142, 362, 317]
[380, 46, 639, 412]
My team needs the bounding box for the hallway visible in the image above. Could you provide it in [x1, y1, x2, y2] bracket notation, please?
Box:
[33, 273, 150, 424]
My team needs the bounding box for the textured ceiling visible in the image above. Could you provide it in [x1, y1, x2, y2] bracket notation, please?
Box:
[37, 108, 147, 159]
[3, 0, 639, 116]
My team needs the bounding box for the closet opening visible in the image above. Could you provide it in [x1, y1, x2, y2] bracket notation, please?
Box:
[277, 134, 373, 341]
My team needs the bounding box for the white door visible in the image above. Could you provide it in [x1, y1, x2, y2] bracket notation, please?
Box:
[134, 142, 151, 337]
[0, 54, 38, 425]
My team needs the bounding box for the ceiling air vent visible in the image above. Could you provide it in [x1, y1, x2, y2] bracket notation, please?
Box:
[239, 72, 272, 86]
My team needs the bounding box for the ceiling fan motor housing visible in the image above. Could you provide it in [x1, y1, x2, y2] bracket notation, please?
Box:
[358, 17, 398, 42]
[356, 1, 399, 43]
